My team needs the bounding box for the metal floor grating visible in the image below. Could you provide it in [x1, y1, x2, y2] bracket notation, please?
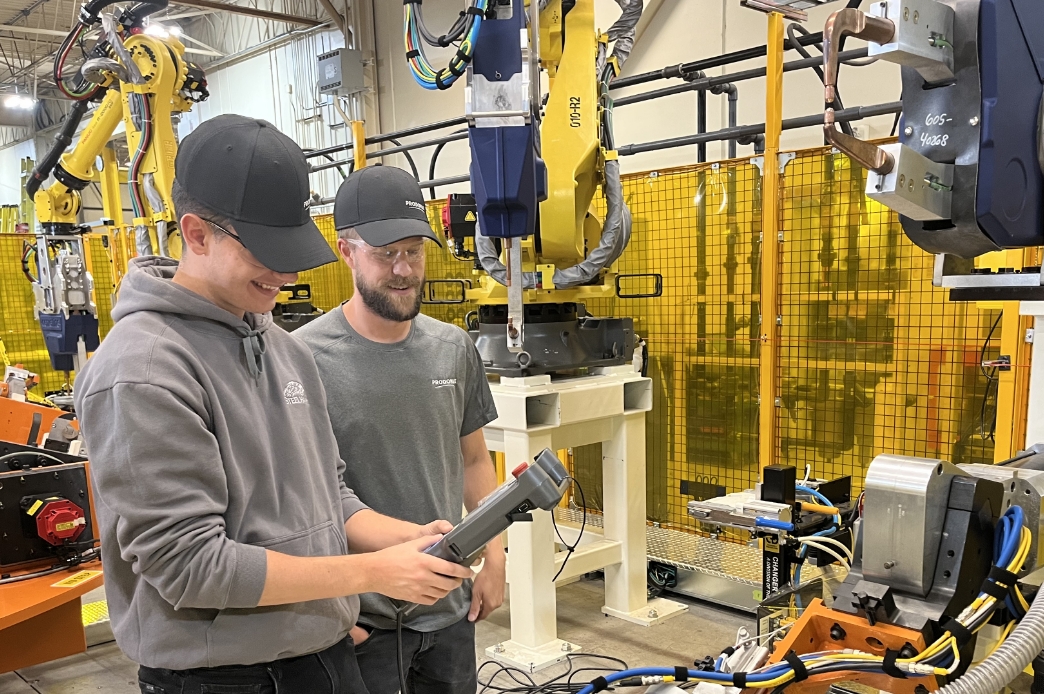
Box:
[555, 507, 762, 586]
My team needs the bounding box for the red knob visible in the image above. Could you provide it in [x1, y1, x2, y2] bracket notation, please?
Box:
[511, 462, 529, 479]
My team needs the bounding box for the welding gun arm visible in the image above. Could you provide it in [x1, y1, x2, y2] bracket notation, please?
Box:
[822, 8, 896, 173]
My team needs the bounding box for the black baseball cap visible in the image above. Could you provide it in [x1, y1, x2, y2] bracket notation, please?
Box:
[175, 114, 337, 273]
[333, 165, 441, 247]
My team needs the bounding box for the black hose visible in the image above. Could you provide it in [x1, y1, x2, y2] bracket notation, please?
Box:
[26, 99, 90, 198]
[317, 152, 347, 179]
[787, 22, 854, 138]
[427, 129, 467, 199]
[118, 0, 169, 27]
[610, 31, 827, 90]
[428, 142, 448, 200]
[80, 0, 122, 22]
[387, 137, 420, 183]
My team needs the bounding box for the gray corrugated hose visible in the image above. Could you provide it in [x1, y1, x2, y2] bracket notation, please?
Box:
[934, 601, 1044, 694]
[596, 0, 643, 77]
[475, 159, 631, 289]
[142, 174, 169, 257]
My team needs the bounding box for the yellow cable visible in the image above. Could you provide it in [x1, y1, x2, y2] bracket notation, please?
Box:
[945, 640, 962, 675]
[800, 502, 840, 516]
[720, 517, 1030, 687]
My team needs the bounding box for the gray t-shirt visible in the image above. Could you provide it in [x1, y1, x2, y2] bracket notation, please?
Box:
[296, 307, 498, 631]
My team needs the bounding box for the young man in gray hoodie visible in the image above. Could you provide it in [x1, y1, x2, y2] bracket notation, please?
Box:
[74, 115, 472, 693]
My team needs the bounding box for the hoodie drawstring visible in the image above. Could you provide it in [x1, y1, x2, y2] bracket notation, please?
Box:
[242, 330, 266, 379]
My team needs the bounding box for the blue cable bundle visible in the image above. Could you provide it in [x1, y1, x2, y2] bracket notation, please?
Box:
[573, 504, 1030, 693]
[404, 0, 488, 90]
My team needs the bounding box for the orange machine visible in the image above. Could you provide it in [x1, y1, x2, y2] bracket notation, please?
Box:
[0, 363, 76, 448]
[765, 599, 935, 694]
[0, 387, 102, 675]
[0, 396, 74, 448]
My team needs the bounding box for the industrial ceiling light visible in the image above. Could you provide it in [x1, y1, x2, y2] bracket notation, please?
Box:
[3, 94, 36, 110]
[143, 23, 168, 37]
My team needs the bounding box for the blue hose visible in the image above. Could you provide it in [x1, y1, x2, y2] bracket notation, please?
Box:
[755, 517, 795, 532]
[574, 662, 908, 694]
[590, 504, 1028, 694]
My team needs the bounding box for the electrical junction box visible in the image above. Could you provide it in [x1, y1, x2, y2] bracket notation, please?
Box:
[318, 48, 365, 96]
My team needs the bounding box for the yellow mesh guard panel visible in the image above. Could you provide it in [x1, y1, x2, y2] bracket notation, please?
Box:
[0, 151, 1018, 532]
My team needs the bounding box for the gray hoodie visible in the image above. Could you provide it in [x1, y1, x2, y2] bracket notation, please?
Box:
[74, 257, 368, 670]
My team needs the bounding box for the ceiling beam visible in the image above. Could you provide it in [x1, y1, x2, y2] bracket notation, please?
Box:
[161, 9, 218, 20]
[0, 24, 66, 37]
[162, 0, 323, 27]
[176, 32, 224, 55]
[0, 23, 221, 56]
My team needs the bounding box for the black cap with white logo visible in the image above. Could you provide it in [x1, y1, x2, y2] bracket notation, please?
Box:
[333, 165, 441, 247]
[175, 114, 337, 273]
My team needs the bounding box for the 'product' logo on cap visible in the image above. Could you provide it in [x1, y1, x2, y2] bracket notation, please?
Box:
[405, 200, 425, 213]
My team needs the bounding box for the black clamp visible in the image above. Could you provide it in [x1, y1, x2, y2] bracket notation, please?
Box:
[674, 666, 689, 682]
[882, 649, 907, 679]
[732, 672, 747, 689]
[981, 565, 1026, 617]
[406, 49, 420, 60]
[942, 618, 973, 647]
[783, 651, 808, 682]
[591, 676, 610, 692]
[694, 656, 716, 672]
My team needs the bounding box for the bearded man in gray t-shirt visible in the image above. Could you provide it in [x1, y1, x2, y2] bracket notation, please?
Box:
[296, 166, 502, 694]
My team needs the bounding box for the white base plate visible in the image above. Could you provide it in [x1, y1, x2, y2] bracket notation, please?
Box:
[601, 597, 689, 626]
[484, 639, 582, 673]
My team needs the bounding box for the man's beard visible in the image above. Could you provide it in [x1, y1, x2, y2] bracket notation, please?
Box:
[355, 272, 424, 323]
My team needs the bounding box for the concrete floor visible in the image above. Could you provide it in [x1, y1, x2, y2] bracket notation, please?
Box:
[0, 578, 752, 693]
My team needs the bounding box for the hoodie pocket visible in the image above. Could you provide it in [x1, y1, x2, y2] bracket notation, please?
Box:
[253, 520, 345, 555]
[205, 521, 353, 667]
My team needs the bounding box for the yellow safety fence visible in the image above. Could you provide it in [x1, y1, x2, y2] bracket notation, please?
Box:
[0, 148, 1028, 530]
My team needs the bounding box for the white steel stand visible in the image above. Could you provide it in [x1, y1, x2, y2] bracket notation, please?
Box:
[483, 366, 687, 672]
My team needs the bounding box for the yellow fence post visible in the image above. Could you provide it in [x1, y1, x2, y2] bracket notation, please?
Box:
[352, 121, 367, 170]
[759, 12, 784, 473]
[993, 248, 1035, 461]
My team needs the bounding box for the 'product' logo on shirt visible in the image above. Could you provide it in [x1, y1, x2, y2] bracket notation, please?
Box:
[284, 380, 308, 405]
[432, 378, 457, 388]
